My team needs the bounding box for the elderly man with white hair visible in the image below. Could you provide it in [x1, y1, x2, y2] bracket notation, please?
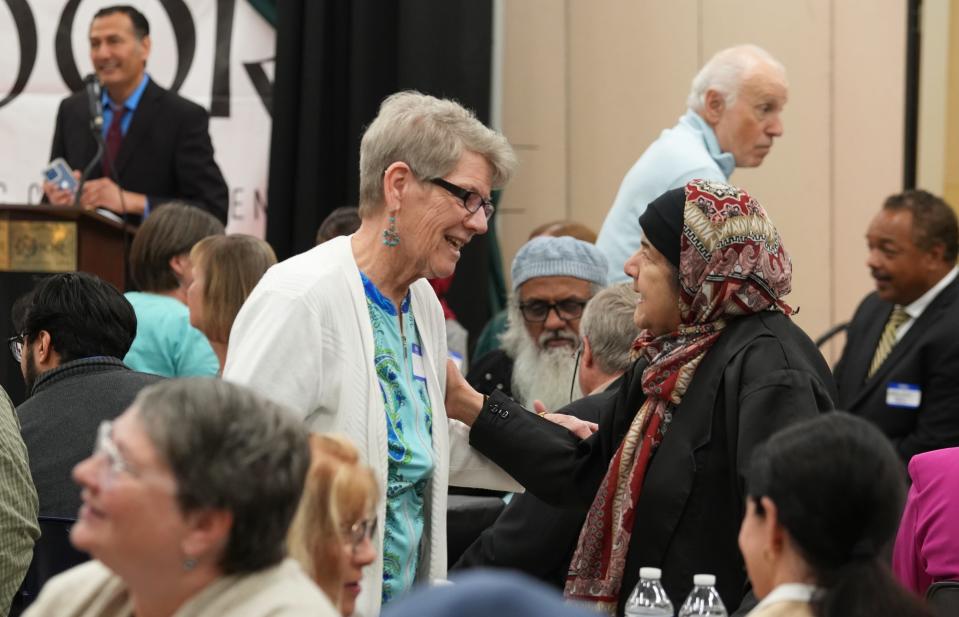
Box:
[467, 236, 607, 411]
[597, 44, 788, 282]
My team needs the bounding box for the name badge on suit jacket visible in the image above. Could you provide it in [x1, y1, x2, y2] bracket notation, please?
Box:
[886, 382, 921, 409]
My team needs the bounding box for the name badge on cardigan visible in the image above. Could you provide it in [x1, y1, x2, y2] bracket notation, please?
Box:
[886, 383, 921, 409]
[412, 343, 427, 384]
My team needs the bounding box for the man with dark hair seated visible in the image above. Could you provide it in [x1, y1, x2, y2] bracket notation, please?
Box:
[13, 272, 161, 518]
[835, 189, 959, 461]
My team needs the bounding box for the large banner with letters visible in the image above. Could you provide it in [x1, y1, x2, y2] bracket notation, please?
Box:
[0, 0, 274, 236]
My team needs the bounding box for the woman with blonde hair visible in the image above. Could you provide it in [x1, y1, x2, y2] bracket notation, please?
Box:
[288, 435, 379, 616]
[187, 234, 276, 370]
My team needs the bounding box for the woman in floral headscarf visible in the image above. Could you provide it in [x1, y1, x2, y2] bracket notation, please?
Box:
[444, 180, 837, 616]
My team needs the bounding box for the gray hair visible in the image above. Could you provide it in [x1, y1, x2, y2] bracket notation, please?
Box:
[134, 378, 310, 575]
[686, 44, 786, 112]
[580, 283, 642, 375]
[358, 90, 518, 216]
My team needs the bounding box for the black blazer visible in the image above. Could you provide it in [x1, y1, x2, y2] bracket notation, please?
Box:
[469, 311, 836, 615]
[834, 275, 959, 462]
[452, 379, 619, 587]
[49, 79, 228, 223]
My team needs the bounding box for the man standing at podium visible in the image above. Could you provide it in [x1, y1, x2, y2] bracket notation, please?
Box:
[43, 5, 228, 223]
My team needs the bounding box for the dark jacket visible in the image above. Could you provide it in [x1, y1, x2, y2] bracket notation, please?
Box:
[467, 348, 515, 400]
[17, 357, 162, 517]
[468, 311, 836, 614]
[452, 380, 618, 587]
[50, 78, 228, 223]
[834, 275, 959, 462]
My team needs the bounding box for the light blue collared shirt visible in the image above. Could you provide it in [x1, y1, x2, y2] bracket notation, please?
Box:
[100, 73, 149, 138]
[100, 74, 151, 213]
[596, 110, 734, 282]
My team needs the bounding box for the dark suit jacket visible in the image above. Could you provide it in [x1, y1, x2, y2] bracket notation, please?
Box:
[467, 348, 515, 400]
[469, 311, 836, 615]
[49, 78, 228, 223]
[834, 275, 959, 462]
[452, 379, 619, 587]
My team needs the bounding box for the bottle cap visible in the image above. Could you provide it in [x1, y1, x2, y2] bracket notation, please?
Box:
[639, 567, 662, 580]
[693, 574, 716, 586]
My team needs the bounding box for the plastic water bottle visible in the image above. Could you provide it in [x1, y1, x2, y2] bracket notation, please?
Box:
[677, 574, 727, 617]
[624, 567, 674, 616]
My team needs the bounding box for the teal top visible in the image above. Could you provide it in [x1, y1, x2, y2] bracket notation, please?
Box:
[361, 273, 435, 605]
[123, 292, 220, 377]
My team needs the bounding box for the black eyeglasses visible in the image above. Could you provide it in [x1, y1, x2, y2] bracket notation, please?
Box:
[7, 334, 24, 363]
[429, 178, 495, 220]
[519, 299, 588, 323]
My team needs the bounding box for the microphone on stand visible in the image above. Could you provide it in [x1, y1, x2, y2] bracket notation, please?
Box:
[76, 74, 105, 208]
[84, 74, 103, 131]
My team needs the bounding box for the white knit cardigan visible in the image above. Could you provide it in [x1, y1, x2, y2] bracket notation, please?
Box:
[224, 235, 520, 617]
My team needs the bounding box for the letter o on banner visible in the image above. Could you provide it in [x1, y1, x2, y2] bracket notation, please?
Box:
[0, 0, 39, 109]
[54, 0, 196, 94]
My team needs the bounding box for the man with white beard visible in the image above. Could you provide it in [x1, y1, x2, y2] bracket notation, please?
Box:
[467, 236, 608, 410]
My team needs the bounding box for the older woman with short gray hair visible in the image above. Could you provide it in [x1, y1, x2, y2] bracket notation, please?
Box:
[25, 378, 337, 617]
[225, 90, 521, 615]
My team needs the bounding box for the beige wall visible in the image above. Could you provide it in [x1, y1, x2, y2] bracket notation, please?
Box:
[946, 0, 959, 209]
[497, 0, 907, 362]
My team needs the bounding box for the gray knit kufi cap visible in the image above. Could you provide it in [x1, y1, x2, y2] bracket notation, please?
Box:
[510, 236, 609, 291]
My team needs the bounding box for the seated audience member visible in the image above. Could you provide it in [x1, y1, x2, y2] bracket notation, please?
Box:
[224, 91, 521, 615]
[24, 378, 337, 617]
[287, 435, 379, 616]
[445, 180, 836, 613]
[14, 273, 160, 518]
[467, 236, 608, 410]
[834, 190, 959, 461]
[381, 571, 595, 617]
[124, 202, 224, 377]
[187, 235, 277, 370]
[576, 282, 641, 396]
[316, 207, 362, 245]
[0, 386, 39, 611]
[454, 283, 641, 586]
[472, 220, 598, 364]
[893, 446, 959, 595]
[740, 413, 931, 617]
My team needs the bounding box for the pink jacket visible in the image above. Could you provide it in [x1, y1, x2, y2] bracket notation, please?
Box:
[892, 447, 959, 595]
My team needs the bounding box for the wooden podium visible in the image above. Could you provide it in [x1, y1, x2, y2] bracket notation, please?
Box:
[0, 204, 136, 404]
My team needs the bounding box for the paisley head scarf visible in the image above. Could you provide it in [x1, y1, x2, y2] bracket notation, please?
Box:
[564, 179, 793, 613]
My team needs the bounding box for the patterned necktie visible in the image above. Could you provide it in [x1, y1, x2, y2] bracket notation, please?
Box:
[867, 306, 910, 379]
[102, 104, 125, 178]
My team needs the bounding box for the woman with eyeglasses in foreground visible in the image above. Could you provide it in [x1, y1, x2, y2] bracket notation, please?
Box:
[288, 434, 379, 616]
[739, 413, 931, 617]
[24, 379, 338, 617]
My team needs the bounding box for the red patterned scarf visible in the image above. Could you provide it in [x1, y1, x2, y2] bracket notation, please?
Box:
[564, 180, 793, 613]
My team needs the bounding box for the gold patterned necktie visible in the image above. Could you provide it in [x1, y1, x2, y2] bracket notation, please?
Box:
[867, 306, 910, 379]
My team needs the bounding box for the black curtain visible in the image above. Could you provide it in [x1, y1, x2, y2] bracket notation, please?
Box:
[267, 0, 496, 350]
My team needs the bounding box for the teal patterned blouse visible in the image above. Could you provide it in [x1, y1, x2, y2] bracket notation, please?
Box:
[361, 273, 435, 605]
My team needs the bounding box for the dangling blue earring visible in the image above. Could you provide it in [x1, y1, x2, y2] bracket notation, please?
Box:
[382, 215, 400, 247]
